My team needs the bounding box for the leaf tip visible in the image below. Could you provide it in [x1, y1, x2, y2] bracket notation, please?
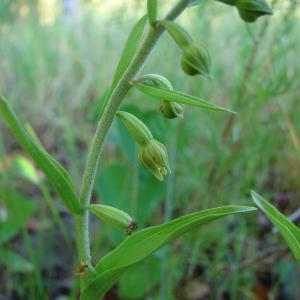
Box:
[241, 205, 257, 213]
[250, 190, 260, 202]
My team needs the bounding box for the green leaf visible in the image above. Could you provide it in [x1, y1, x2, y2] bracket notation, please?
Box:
[132, 82, 236, 114]
[13, 155, 40, 184]
[147, 0, 158, 25]
[158, 20, 192, 49]
[2, 192, 37, 228]
[25, 122, 77, 191]
[98, 15, 147, 117]
[0, 221, 18, 245]
[118, 256, 161, 299]
[251, 190, 300, 262]
[0, 249, 34, 272]
[0, 97, 82, 214]
[81, 205, 256, 299]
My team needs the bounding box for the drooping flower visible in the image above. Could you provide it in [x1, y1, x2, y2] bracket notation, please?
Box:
[236, 0, 273, 23]
[117, 110, 171, 180]
[139, 139, 171, 181]
[181, 43, 211, 77]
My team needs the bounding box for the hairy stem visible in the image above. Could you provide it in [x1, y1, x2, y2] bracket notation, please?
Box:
[75, 0, 190, 289]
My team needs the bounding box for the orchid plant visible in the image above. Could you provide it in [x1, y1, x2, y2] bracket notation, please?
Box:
[0, 0, 278, 298]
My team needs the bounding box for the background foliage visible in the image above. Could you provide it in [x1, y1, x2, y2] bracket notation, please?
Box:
[0, 0, 300, 299]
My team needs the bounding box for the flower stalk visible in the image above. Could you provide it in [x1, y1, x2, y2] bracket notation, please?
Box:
[75, 0, 190, 293]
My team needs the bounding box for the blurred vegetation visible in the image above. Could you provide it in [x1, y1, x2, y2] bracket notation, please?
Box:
[1, 0, 300, 299]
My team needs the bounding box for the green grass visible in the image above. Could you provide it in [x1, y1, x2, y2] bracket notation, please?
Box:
[1, 0, 300, 299]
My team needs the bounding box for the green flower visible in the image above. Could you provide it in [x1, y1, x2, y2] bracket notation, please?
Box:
[88, 204, 137, 235]
[117, 110, 171, 180]
[181, 43, 211, 77]
[236, 0, 273, 23]
[139, 139, 171, 181]
[159, 101, 183, 119]
[135, 74, 184, 119]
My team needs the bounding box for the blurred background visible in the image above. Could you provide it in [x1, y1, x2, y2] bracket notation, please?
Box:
[1, 0, 300, 299]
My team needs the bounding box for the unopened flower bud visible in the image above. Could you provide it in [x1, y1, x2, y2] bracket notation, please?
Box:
[159, 101, 183, 119]
[236, 0, 273, 23]
[117, 110, 171, 180]
[136, 73, 173, 90]
[88, 204, 137, 235]
[181, 43, 211, 77]
[117, 111, 153, 146]
[135, 74, 184, 119]
[139, 139, 171, 181]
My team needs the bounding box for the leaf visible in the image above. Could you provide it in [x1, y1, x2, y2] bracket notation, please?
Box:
[158, 20, 192, 49]
[251, 190, 300, 262]
[2, 192, 37, 228]
[147, 0, 158, 25]
[0, 221, 18, 245]
[98, 15, 147, 117]
[25, 122, 77, 191]
[0, 97, 82, 214]
[13, 155, 40, 184]
[132, 82, 236, 114]
[81, 205, 256, 299]
[0, 249, 34, 272]
[118, 256, 161, 299]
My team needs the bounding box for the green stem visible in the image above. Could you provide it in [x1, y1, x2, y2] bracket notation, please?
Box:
[75, 0, 190, 289]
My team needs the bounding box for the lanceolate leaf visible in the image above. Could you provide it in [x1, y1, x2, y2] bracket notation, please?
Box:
[81, 206, 256, 299]
[132, 82, 236, 113]
[25, 122, 76, 189]
[251, 190, 300, 262]
[158, 20, 192, 49]
[98, 15, 147, 117]
[0, 97, 82, 214]
[147, 0, 158, 25]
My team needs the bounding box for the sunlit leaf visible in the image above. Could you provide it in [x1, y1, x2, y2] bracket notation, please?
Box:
[132, 82, 236, 113]
[81, 206, 256, 299]
[0, 97, 82, 214]
[13, 155, 40, 184]
[251, 190, 300, 262]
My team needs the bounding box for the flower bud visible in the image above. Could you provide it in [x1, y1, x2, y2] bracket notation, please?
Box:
[159, 101, 184, 119]
[139, 139, 171, 181]
[117, 110, 171, 180]
[236, 0, 273, 23]
[181, 43, 211, 77]
[117, 111, 153, 146]
[135, 74, 184, 119]
[88, 204, 137, 235]
[136, 73, 173, 90]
